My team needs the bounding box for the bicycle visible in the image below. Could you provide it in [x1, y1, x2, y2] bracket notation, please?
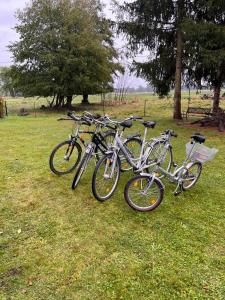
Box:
[49, 112, 117, 175]
[71, 115, 143, 189]
[91, 120, 174, 202]
[124, 133, 218, 212]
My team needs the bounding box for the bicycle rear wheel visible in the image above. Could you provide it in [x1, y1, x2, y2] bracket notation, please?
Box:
[95, 130, 115, 160]
[92, 154, 121, 202]
[120, 137, 142, 172]
[182, 162, 202, 190]
[49, 140, 82, 175]
[147, 141, 173, 177]
[124, 175, 164, 212]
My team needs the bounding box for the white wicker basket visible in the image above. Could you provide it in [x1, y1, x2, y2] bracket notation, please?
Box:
[186, 143, 218, 163]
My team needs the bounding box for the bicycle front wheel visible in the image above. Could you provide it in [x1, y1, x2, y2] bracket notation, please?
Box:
[49, 140, 82, 175]
[182, 162, 202, 190]
[92, 154, 121, 202]
[124, 175, 164, 212]
[71, 152, 91, 190]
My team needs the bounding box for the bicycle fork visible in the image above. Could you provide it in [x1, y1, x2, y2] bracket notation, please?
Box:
[103, 152, 118, 179]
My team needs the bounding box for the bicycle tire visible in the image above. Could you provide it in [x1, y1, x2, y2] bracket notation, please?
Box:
[71, 151, 92, 189]
[49, 140, 82, 175]
[182, 161, 202, 190]
[147, 141, 173, 177]
[92, 153, 121, 202]
[120, 137, 142, 172]
[124, 175, 164, 212]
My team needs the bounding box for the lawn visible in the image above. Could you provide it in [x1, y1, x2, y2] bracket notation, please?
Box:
[0, 98, 225, 299]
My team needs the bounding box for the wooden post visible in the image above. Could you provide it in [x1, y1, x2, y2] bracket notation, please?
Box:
[144, 100, 147, 117]
[0, 97, 4, 118]
[5, 101, 8, 116]
[34, 100, 37, 118]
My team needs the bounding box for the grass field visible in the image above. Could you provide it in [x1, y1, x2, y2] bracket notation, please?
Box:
[1, 97, 225, 299]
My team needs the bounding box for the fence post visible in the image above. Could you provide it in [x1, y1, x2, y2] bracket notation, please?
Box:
[5, 101, 8, 116]
[144, 100, 147, 117]
[34, 100, 37, 118]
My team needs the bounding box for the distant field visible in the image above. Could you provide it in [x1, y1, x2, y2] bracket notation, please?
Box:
[3, 90, 225, 116]
[1, 95, 225, 299]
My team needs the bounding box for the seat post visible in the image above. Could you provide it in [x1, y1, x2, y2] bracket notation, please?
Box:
[143, 127, 148, 144]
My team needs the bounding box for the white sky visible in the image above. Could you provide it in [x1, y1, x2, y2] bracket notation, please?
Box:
[0, 0, 147, 87]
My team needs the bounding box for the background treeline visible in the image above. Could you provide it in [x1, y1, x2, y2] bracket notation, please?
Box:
[0, 0, 224, 119]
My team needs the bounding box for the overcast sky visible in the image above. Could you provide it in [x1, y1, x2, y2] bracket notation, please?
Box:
[0, 0, 146, 87]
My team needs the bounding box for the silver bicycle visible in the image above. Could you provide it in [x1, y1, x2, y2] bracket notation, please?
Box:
[124, 133, 217, 212]
[71, 115, 143, 189]
[92, 121, 174, 202]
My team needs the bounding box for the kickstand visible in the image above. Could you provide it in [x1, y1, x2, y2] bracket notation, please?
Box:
[174, 183, 182, 196]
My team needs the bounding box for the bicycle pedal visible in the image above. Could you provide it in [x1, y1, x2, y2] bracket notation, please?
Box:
[174, 191, 182, 196]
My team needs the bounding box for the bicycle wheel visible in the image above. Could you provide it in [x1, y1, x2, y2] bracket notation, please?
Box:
[71, 151, 92, 189]
[182, 162, 202, 190]
[49, 140, 82, 175]
[124, 175, 164, 212]
[120, 137, 142, 172]
[95, 130, 115, 160]
[147, 141, 173, 177]
[92, 154, 121, 202]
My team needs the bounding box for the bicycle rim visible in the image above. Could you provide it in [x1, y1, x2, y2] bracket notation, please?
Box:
[50, 140, 81, 175]
[92, 155, 121, 201]
[125, 175, 164, 212]
[182, 162, 202, 190]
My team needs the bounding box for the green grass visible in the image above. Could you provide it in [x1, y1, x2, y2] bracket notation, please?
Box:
[1, 99, 225, 299]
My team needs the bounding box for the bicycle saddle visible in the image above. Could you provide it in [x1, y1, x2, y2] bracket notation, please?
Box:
[142, 121, 156, 129]
[119, 120, 133, 128]
[191, 133, 206, 144]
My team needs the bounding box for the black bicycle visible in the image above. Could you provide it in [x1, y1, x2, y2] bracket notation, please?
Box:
[49, 112, 116, 175]
[71, 115, 143, 189]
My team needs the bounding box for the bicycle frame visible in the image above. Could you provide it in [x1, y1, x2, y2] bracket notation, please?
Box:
[145, 141, 198, 185]
[71, 121, 113, 155]
[110, 126, 164, 171]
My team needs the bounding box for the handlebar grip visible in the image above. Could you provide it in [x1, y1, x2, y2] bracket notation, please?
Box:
[81, 116, 92, 126]
[57, 118, 71, 121]
[67, 111, 80, 122]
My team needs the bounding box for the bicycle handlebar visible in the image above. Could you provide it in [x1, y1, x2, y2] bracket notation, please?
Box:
[163, 129, 178, 138]
[58, 112, 143, 129]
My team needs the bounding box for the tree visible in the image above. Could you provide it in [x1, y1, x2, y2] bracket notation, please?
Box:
[9, 0, 122, 108]
[0, 67, 17, 97]
[184, 0, 225, 113]
[116, 0, 196, 119]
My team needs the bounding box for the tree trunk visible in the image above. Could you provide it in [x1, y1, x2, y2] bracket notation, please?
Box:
[82, 94, 89, 104]
[0, 97, 4, 118]
[213, 85, 221, 113]
[173, 28, 183, 120]
[55, 94, 64, 108]
[65, 95, 73, 108]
